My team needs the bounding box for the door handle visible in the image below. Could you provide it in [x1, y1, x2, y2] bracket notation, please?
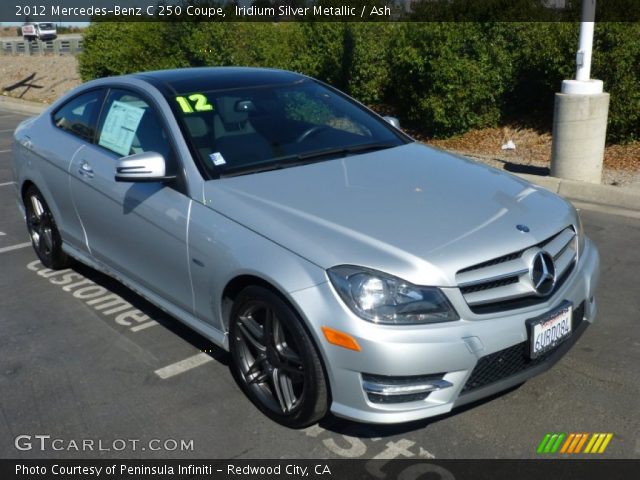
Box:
[78, 161, 94, 178]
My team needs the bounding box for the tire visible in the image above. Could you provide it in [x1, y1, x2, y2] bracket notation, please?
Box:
[23, 186, 69, 269]
[229, 286, 328, 428]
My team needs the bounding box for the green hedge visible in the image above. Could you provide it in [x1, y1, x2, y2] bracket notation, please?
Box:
[388, 23, 513, 137]
[79, 22, 640, 144]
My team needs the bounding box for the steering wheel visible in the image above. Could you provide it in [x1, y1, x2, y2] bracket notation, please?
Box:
[295, 125, 331, 144]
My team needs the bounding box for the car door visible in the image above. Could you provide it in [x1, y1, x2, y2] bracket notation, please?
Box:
[68, 87, 193, 312]
[41, 88, 106, 252]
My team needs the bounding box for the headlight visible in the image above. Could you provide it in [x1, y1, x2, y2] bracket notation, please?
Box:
[327, 266, 459, 325]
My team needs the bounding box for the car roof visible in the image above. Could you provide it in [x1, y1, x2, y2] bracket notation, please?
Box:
[132, 67, 307, 95]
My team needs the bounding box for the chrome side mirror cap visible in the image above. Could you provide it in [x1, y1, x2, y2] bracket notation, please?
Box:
[383, 116, 401, 130]
[114, 151, 176, 183]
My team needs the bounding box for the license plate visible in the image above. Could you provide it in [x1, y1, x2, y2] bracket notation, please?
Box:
[526, 302, 573, 359]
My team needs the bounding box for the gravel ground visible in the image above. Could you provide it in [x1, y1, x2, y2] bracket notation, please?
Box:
[0, 55, 81, 104]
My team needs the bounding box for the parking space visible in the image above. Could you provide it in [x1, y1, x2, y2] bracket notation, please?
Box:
[1, 111, 639, 460]
[0, 113, 29, 251]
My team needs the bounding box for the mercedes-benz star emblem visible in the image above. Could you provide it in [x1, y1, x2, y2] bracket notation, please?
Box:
[530, 251, 556, 296]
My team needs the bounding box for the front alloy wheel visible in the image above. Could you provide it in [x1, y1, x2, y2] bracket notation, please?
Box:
[229, 286, 328, 428]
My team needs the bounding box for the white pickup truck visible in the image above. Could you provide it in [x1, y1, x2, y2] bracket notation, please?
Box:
[21, 22, 57, 41]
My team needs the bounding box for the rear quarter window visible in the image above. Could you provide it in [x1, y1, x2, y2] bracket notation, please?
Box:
[52, 89, 105, 143]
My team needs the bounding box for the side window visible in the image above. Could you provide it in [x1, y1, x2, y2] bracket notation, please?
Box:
[96, 89, 176, 170]
[52, 89, 105, 142]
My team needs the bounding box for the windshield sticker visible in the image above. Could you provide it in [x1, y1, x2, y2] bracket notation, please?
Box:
[176, 94, 214, 114]
[98, 101, 145, 157]
[209, 152, 226, 166]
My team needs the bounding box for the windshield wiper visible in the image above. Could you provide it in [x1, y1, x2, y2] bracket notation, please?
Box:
[219, 142, 399, 178]
[298, 142, 398, 161]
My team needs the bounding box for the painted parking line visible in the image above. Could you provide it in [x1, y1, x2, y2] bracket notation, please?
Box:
[26, 259, 161, 334]
[0, 128, 15, 133]
[131, 320, 159, 332]
[0, 242, 31, 254]
[154, 353, 213, 380]
[0, 149, 11, 153]
[0, 181, 15, 187]
[0, 232, 5, 236]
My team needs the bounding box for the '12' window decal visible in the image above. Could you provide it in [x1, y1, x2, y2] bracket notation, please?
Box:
[176, 94, 213, 113]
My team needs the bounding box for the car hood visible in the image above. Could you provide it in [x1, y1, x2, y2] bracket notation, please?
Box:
[203, 143, 576, 287]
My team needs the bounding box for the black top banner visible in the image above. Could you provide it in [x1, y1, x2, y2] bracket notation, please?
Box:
[2, 0, 640, 23]
[3, 459, 640, 480]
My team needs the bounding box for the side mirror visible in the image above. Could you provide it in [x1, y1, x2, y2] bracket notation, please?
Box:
[383, 116, 401, 130]
[114, 151, 176, 183]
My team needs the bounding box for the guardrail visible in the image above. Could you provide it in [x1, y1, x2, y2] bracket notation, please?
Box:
[0, 38, 83, 56]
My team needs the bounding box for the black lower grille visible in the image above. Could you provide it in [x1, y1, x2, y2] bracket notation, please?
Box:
[461, 302, 585, 394]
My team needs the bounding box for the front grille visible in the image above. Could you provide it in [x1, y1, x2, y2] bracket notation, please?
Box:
[458, 252, 521, 274]
[470, 260, 575, 315]
[461, 302, 585, 394]
[456, 226, 578, 314]
[460, 276, 519, 295]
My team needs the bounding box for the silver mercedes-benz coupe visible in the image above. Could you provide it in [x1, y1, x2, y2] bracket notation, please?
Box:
[12, 67, 600, 427]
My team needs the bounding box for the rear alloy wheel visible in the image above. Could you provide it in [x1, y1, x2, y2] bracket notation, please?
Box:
[229, 286, 328, 428]
[24, 186, 69, 269]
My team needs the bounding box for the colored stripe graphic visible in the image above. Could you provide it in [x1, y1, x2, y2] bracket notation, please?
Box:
[537, 433, 565, 453]
[538, 433, 613, 454]
[585, 433, 614, 454]
[550, 433, 565, 453]
[598, 434, 613, 453]
[575, 433, 589, 453]
[560, 433, 575, 454]
[537, 434, 552, 454]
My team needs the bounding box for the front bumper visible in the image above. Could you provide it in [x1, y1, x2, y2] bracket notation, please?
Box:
[290, 238, 600, 424]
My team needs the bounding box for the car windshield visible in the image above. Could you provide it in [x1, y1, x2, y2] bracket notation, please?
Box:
[38, 23, 54, 30]
[169, 79, 409, 178]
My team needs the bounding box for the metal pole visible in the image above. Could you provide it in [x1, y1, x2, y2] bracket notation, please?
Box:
[576, 0, 596, 82]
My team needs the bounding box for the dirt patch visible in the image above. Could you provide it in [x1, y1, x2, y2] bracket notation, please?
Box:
[426, 126, 640, 187]
[1, 55, 81, 104]
[0, 27, 19, 37]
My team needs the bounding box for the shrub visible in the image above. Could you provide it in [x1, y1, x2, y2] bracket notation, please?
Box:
[592, 23, 640, 143]
[78, 21, 640, 143]
[388, 23, 512, 137]
[342, 23, 395, 105]
[78, 22, 194, 80]
[498, 22, 578, 126]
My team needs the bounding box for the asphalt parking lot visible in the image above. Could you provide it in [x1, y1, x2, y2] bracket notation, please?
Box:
[1, 110, 639, 460]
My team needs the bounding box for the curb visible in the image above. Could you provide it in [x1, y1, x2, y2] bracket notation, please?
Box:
[516, 173, 640, 211]
[0, 95, 49, 116]
[1, 97, 638, 211]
